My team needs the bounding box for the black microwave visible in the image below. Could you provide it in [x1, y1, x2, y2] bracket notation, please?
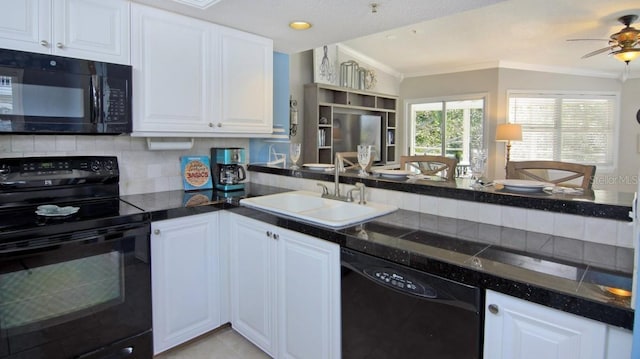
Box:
[0, 49, 132, 135]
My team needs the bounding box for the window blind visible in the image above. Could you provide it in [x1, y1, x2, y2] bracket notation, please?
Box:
[508, 92, 617, 168]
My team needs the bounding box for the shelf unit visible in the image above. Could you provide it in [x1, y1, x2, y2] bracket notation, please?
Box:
[303, 83, 398, 165]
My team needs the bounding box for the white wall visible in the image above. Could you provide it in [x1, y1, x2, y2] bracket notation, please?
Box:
[496, 69, 626, 190]
[400, 69, 500, 175]
[0, 135, 248, 195]
[618, 78, 640, 192]
[398, 68, 637, 191]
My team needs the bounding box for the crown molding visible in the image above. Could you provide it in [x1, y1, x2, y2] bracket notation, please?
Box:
[337, 44, 404, 80]
[401, 60, 640, 80]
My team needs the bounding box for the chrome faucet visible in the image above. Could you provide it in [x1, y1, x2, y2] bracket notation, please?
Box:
[346, 183, 366, 205]
[334, 153, 342, 198]
[315, 154, 366, 203]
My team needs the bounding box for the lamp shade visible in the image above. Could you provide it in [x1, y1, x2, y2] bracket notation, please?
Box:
[496, 123, 522, 142]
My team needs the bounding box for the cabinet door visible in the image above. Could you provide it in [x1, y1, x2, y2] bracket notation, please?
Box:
[484, 290, 606, 359]
[278, 227, 340, 359]
[605, 326, 632, 359]
[229, 214, 277, 357]
[131, 4, 216, 134]
[218, 28, 273, 133]
[151, 213, 221, 355]
[0, 0, 50, 54]
[52, 0, 130, 64]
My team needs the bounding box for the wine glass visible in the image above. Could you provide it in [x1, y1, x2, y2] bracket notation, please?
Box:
[357, 145, 372, 177]
[289, 143, 301, 170]
[470, 148, 487, 187]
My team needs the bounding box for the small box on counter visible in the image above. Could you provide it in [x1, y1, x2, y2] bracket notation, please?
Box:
[180, 156, 213, 191]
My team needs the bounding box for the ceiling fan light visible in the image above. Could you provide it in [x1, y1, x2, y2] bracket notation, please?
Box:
[612, 48, 640, 63]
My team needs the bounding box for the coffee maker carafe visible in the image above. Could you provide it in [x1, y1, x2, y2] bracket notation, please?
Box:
[211, 147, 246, 191]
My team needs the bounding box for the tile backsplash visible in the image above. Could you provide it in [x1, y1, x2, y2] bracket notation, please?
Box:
[0, 135, 249, 195]
[249, 171, 634, 249]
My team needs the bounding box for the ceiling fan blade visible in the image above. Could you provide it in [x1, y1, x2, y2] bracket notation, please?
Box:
[581, 46, 613, 58]
[566, 38, 609, 42]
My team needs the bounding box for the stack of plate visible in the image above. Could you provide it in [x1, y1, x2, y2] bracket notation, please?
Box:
[372, 169, 413, 179]
[493, 179, 554, 193]
[302, 163, 335, 171]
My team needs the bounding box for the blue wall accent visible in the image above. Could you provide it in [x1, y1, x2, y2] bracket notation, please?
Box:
[249, 52, 290, 164]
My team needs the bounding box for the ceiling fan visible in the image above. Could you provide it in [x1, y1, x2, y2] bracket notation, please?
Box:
[569, 14, 640, 63]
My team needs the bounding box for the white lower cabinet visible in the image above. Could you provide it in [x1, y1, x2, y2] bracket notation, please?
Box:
[228, 213, 341, 359]
[484, 290, 631, 359]
[151, 212, 222, 355]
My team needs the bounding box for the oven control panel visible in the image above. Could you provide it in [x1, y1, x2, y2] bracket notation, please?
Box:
[0, 156, 119, 188]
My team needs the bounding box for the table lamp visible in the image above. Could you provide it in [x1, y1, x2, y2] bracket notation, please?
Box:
[496, 123, 522, 173]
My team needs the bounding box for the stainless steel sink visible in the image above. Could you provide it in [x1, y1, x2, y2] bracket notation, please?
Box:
[239, 190, 398, 228]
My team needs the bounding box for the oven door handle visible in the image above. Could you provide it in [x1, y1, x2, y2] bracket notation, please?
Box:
[0, 228, 141, 255]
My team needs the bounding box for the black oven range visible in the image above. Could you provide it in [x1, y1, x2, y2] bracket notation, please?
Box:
[0, 156, 152, 359]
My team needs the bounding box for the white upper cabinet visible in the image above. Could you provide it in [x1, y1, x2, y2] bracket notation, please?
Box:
[219, 28, 273, 133]
[0, 0, 130, 64]
[131, 3, 216, 134]
[131, 3, 273, 137]
[0, 0, 50, 54]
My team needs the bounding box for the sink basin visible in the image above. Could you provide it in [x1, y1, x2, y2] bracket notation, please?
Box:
[239, 190, 398, 228]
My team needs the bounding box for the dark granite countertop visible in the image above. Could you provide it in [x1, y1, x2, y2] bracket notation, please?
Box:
[248, 164, 634, 221]
[121, 183, 634, 330]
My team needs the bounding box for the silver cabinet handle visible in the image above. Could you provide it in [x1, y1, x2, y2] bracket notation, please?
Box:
[208, 123, 213, 127]
[56, 42, 63, 49]
[217, 123, 222, 127]
[40, 40, 49, 47]
[266, 231, 272, 238]
[273, 233, 279, 240]
[488, 304, 499, 314]
[153, 229, 160, 235]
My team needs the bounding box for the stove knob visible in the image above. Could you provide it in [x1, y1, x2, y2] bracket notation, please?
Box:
[104, 160, 114, 171]
[90, 160, 102, 172]
[0, 164, 10, 176]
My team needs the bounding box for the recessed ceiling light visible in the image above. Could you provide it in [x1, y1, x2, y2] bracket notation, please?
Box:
[289, 21, 312, 30]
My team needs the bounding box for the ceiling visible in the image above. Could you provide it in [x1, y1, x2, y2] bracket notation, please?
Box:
[132, 0, 640, 80]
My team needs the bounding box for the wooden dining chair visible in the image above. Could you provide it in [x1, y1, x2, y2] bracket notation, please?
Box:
[399, 155, 458, 181]
[506, 160, 596, 190]
[336, 152, 373, 172]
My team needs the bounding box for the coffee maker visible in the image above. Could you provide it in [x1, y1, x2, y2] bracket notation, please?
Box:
[211, 147, 246, 191]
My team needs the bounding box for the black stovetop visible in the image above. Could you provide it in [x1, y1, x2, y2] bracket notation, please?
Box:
[0, 156, 148, 244]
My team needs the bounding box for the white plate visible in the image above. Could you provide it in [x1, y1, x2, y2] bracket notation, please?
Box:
[373, 169, 413, 179]
[494, 179, 554, 193]
[303, 163, 335, 171]
[35, 205, 80, 217]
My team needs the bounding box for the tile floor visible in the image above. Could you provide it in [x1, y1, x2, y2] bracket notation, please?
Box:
[154, 325, 270, 359]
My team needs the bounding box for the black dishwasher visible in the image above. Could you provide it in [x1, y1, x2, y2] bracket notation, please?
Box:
[341, 248, 482, 359]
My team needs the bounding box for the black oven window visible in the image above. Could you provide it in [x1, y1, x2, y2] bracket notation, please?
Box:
[0, 251, 124, 331]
